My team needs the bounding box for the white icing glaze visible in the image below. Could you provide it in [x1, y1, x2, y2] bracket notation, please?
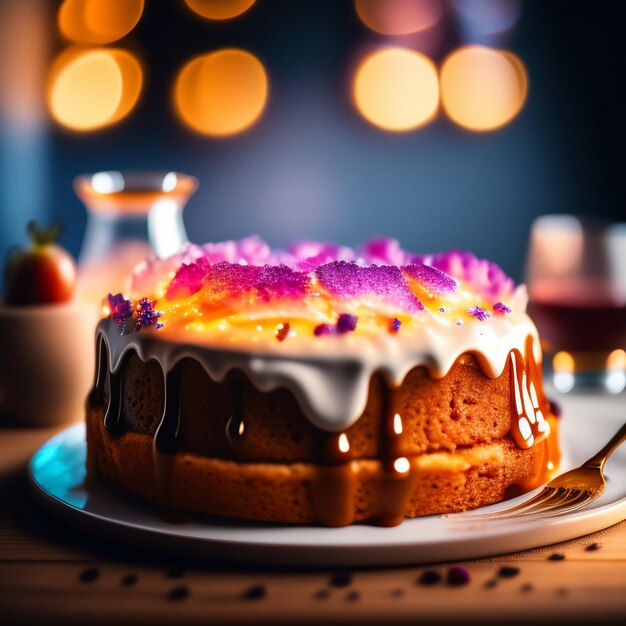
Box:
[97, 295, 542, 433]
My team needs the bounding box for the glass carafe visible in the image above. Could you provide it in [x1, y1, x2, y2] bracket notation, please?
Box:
[74, 171, 197, 305]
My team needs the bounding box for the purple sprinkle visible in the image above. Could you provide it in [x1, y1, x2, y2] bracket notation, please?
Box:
[337, 313, 358, 334]
[467, 305, 491, 321]
[107, 293, 133, 327]
[402, 263, 458, 295]
[314, 323, 336, 337]
[585, 543, 601, 552]
[493, 301, 512, 315]
[447, 566, 471, 586]
[390, 318, 402, 333]
[135, 298, 163, 330]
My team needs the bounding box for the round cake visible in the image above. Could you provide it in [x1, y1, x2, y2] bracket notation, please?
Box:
[86, 237, 560, 526]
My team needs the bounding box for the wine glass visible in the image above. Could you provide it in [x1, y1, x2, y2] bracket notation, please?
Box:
[525, 215, 626, 394]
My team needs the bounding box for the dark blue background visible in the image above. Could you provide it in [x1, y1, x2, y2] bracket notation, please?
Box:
[1, 0, 625, 287]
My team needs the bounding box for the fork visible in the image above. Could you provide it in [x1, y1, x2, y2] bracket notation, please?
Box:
[458, 421, 626, 521]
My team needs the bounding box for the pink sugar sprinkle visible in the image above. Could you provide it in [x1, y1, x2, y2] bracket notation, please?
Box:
[166, 257, 211, 300]
[316, 261, 423, 312]
[417, 250, 514, 299]
[402, 263, 457, 295]
[255, 264, 309, 300]
[205, 262, 261, 297]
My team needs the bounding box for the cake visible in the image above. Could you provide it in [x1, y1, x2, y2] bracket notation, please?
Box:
[86, 237, 560, 526]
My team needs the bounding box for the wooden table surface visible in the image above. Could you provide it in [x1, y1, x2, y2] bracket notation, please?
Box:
[0, 423, 624, 626]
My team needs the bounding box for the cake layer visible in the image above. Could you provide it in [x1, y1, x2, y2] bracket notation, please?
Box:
[88, 239, 559, 526]
[87, 404, 557, 525]
[114, 350, 513, 463]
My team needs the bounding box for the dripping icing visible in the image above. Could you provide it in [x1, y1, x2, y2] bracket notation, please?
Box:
[95, 312, 542, 433]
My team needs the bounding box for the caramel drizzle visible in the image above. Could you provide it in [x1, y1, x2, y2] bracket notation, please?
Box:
[311, 379, 420, 527]
[509, 336, 552, 450]
[375, 383, 420, 527]
[311, 431, 356, 527]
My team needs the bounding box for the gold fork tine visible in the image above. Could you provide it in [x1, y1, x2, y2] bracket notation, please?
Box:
[455, 488, 557, 521]
[478, 487, 567, 519]
[513, 489, 590, 517]
[533, 492, 596, 517]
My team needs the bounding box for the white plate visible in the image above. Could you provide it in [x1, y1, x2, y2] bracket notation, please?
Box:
[28, 392, 626, 567]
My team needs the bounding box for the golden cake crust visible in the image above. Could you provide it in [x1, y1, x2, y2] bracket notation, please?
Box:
[87, 403, 555, 523]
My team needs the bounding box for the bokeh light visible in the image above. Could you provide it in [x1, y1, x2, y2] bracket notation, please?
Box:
[355, 0, 443, 36]
[606, 349, 626, 394]
[553, 351, 575, 393]
[48, 48, 142, 131]
[353, 47, 439, 132]
[185, 0, 256, 21]
[440, 45, 527, 132]
[58, 0, 144, 44]
[452, 0, 522, 40]
[174, 49, 268, 137]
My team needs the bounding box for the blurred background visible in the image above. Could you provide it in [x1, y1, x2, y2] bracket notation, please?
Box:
[1, 0, 625, 288]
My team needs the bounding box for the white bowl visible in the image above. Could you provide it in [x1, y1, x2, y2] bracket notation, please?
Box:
[0, 301, 98, 426]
